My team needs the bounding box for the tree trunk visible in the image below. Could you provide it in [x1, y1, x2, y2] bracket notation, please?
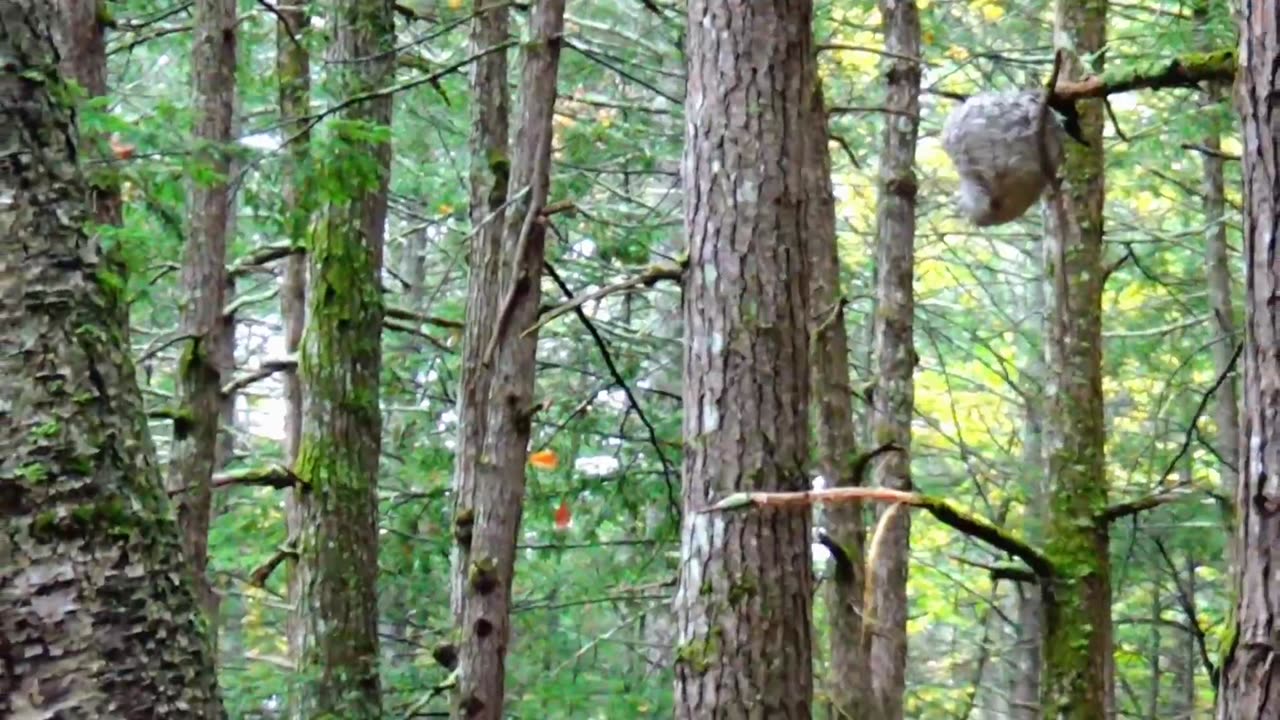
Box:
[807, 78, 870, 720]
[0, 4, 222, 715]
[867, 1, 921, 717]
[1040, 0, 1112, 717]
[449, 0, 510, 630]
[450, 1, 564, 717]
[673, 2, 815, 717]
[292, 0, 394, 714]
[1215, 4, 1280, 716]
[165, 0, 237, 625]
[276, 0, 311, 708]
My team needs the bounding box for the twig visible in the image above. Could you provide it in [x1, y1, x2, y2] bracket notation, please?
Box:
[521, 261, 683, 337]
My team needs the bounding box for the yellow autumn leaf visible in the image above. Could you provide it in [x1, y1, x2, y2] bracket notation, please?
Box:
[529, 449, 558, 470]
[980, 2, 1004, 21]
[438, 203, 454, 215]
[447, 0, 463, 8]
[946, 45, 970, 61]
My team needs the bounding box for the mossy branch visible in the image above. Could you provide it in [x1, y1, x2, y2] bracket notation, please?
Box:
[1051, 49, 1236, 102]
[704, 485, 1055, 578]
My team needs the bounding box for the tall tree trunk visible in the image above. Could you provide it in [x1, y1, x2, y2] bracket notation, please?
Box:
[1215, 4, 1280, 716]
[450, 1, 563, 717]
[165, 0, 237, 625]
[1040, 0, 1112, 716]
[1196, 0, 1240, 540]
[449, 0, 509, 631]
[1012, 241, 1048, 720]
[808, 79, 870, 720]
[867, 1, 921, 717]
[293, 0, 394, 713]
[276, 0, 311, 708]
[0, 4, 222, 714]
[673, 1, 815, 717]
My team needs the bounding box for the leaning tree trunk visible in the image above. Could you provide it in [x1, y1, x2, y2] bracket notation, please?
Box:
[673, 1, 815, 716]
[1039, 0, 1113, 716]
[449, 1, 564, 717]
[1214, 4, 1280, 716]
[276, 0, 311, 707]
[0, 3, 222, 715]
[807, 79, 871, 719]
[292, 0, 394, 714]
[165, 0, 237, 623]
[866, 1, 921, 718]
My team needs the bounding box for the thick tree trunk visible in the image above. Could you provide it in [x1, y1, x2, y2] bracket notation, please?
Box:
[276, 0, 311, 707]
[165, 0, 237, 623]
[867, 1, 921, 717]
[673, 2, 815, 717]
[1040, 0, 1112, 717]
[449, 0, 510, 629]
[292, 0, 393, 714]
[807, 79, 870, 719]
[1215, 4, 1280, 717]
[450, 1, 563, 717]
[0, 4, 223, 715]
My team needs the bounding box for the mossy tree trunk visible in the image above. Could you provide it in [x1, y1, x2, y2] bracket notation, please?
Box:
[866, 0, 921, 717]
[276, 0, 311, 708]
[807, 78, 871, 720]
[1039, 0, 1113, 716]
[449, 1, 564, 717]
[1214, 3, 1280, 716]
[164, 0, 238, 627]
[292, 0, 394, 714]
[673, 1, 815, 716]
[0, 3, 223, 714]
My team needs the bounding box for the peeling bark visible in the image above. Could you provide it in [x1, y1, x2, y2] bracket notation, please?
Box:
[673, 2, 815, 717]
[867, 1, 921, 717]
[1214, 4, 1280, 717]
[449, 1, 564, 717]
[0, 3, 222, 714]
[292, 0, 394, 714]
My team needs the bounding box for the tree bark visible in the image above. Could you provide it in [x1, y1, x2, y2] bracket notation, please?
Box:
[292, 0, 394, 714]
[1215, 4, 1280, 717]
[673, 2, 815, 717]
[449, 0, 510, 629]
[807, 79, 870, 720]
[164, 0, 237, 624]
[276, 0, 311, 708]
[1040, 0, 1112, 717]
[0, 3, 222, 715]
[867, 1, 921, 717]
[450, 1, 564, 717]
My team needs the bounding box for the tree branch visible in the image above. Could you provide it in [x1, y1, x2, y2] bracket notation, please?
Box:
[706, 486, 1055, 578]
[1051, 50, 1236, 102]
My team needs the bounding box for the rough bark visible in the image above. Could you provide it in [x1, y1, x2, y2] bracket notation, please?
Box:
[867, 1, 921, 717]
[1040, 0, 1112, 717]
[0, 3, 222, 715]
[449, 0, 510, 627]
[276, 0, 311, 704]
[292, 0, 393, 714]
[1214, 4, 1280, 717]
[164, 0, 237, 623]
[673, 2, 815, 717]
[450, 1, 563, 717]
[807, 80, 870, 720]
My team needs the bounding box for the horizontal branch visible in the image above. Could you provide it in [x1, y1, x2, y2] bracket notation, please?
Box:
[222, 356, 296, 396]
[1052, 49, 1235, 102]
[705, 486, 1055, 578]
[228, 243, 303, 278]
[521, 260, 684, 338]
[1100, 488, 1200, 523]
[212, 464, 302, 490]
[385, 305, 464, 330]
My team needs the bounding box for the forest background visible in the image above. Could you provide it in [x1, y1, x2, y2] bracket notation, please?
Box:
[11, 0, 1246, 716]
